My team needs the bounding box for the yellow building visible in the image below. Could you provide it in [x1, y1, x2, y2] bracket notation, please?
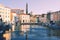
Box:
[11, 12, 16, 31]
[0, 4, 11, 23]
[10, 12, 20, 31]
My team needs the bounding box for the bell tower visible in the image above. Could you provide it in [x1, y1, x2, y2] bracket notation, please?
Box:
[26, 3, 28, 14]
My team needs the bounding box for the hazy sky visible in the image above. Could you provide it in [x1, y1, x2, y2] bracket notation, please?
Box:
[0, 0, 60, 14]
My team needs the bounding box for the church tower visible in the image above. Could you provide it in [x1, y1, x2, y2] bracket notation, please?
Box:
[26, 3, 28, 14]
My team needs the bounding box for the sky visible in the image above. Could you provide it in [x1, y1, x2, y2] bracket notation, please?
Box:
[0, 0, 60, 14]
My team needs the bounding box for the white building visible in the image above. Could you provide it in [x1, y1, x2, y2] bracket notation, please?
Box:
[0, 4, 11, 23]
[19, 13, 30, 32]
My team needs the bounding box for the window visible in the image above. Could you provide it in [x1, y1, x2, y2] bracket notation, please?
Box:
[0, 8, 1, 10]
[6, 16, 7, 17]
[0, 12, 1, 13]
[2, 12, 4, 14]
[23, 16, 24, 18]
[26, 20, 27, 22]
[23, 20, 24, 23]
[6, 12, 7, 14]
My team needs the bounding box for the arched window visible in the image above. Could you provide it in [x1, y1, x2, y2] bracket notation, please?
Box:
[23, 20, 24, 23]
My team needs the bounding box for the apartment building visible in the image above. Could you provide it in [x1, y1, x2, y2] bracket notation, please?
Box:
[50, 11, 60, 22]
[0, 4, 11, 23]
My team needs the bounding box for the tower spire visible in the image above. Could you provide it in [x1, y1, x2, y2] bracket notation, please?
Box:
[26, 3, 28, 14]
